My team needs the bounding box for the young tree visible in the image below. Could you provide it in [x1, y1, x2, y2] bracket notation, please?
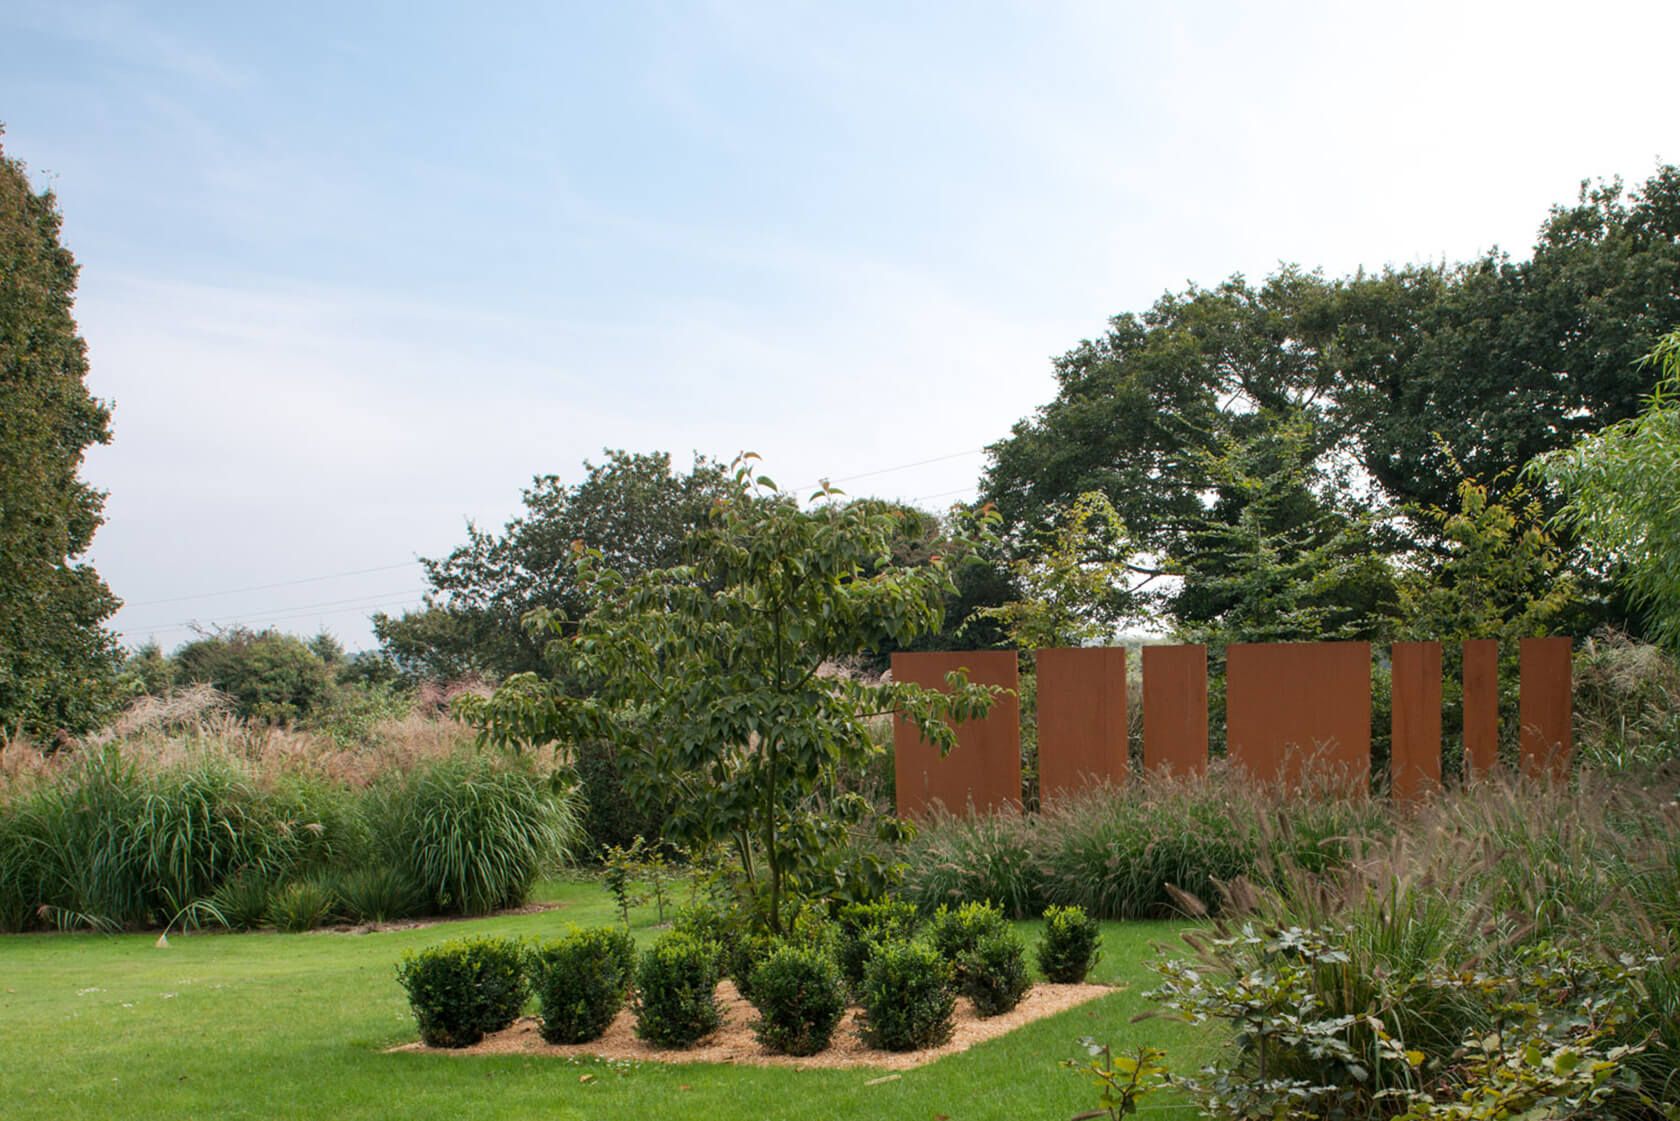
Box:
[1535, 328, 1680, 649]
[460, 458, 999, 933]
[0, 127, 121, 738]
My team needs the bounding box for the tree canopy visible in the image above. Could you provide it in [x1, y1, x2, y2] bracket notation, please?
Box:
[374, 449, 731, 681]
[981, 165, 1680, 642]
[0, 127, 120, 738]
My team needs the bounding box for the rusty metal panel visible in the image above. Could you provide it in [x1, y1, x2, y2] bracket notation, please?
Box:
[1462, 639, 1500, 779]
[1226, 642, 1371, 788]
[1037, 647, 1127, 804]
[1142, 644, 1207, 776]
[1520, 637, 1573, 780]
[1391, 641, 1442, 800]
[891, 650, 1020, 818]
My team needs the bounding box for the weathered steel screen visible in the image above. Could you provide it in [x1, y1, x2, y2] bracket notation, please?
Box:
[1519, 636, 1573, 780]
[1391, 641, 1442, 800]
[1142, 644, 1208, 776]
[1226, 641, 1371, 787]
[892, 650, 1021, 818]
[1037, 646, 1127, 803]
[1463, 639, 1500, 779]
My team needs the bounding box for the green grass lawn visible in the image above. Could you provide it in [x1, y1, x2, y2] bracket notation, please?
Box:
[1, 880, 1213, 1121]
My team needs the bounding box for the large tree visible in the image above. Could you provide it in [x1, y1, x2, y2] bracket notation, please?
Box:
[374, 449, 731, 681]
[981, 166, 1680, 639]
[0, 128, 120, 738]
[1331, 167, 1680, 517]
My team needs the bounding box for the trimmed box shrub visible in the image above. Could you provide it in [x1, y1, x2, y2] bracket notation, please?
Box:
[395, 936, 528, 1048]
[530, 925, 636, 1044]
[633, 931, 721, 1048]
[857, 940, 955, 1052]
[835, 899, 920, 991]
[925, 900, 1009, 982]
[748, 944, 846, 1056]
[960, 928, 1031, 1016]
[1036, 903, 1102, 983]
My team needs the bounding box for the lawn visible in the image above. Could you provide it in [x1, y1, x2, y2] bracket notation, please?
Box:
[1, 880, 1212, 1121]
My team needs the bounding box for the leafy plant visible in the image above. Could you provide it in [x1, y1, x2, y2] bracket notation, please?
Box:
[857, 939, 955, 1052]
[529, 925, 636, 1044]
[208, 871, 276, 931]
[1037, 904, 1103, 983]
[268, 877, 338, 932]
[601, 837, 649, 926]
[395, 936, 529, 1049]
[632, 931, 722, 1049]
[1062, 1041, 1171, 1120]
[747, 943, 846, 1056]
[329, 865, 429, 925]
[960, 928, 1031, 1017]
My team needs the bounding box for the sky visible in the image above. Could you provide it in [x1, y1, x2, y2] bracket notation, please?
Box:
[2, 0, 1676, 652]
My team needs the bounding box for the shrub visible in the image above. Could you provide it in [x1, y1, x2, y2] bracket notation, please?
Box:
[329, 865, 429, 925]
[835, 898, 920, 991]
[1037, 903, 1102, 983]
[369, 754, 578, 915]
[209, 871, 276, 931]
[672, 901, 740, 974]
[748, 944, 846, 1056]
[924, 900, 1009, 982]
[173, 627, 334, 725]
[268, 877, 337, 932]
[633, 932, 721, 1048]
[960, 928, 1031, 1017]
[395, 936, 528, 1048]
[728, 908, 835, 1003]
[530, 925, 636, 1044]
[857, 939, 955, 1052]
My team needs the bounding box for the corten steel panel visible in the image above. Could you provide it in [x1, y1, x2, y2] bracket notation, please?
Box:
[1037, 647, 1127, 804]
[892, 651, 1021, 819]
[1519, 636, 1573, 780]
[1462, 639, 1500, 779]
[1226, 642, 1371, 789]
[1391, 641, 1443, 801]
[1142, 644, 1208, 776]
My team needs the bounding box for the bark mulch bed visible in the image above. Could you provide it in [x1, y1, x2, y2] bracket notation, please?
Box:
[390, 978, 1114, 1070]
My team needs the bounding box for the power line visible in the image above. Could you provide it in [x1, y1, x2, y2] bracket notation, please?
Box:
[124, 597, 431, 641]
[121, 561, 420, 607]
[791, 447, 986, 493]
[122, 587, 428, 636]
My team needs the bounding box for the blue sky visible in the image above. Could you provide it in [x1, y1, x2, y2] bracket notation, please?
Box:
[2, 0, 1676, 651]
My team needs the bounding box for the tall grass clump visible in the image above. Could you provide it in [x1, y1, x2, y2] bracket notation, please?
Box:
[2, 748, 314, 930]
[1034, 773, 1261, 919]
[368, 754, 578, 916]
[901, 806, 1042, 917]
